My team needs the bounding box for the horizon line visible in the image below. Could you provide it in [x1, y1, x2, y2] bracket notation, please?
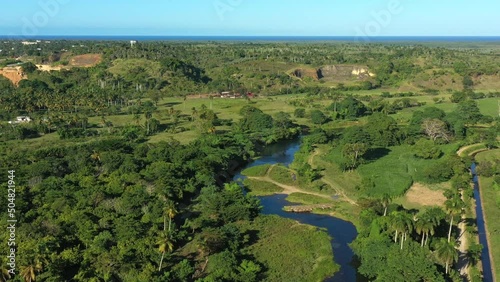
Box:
[2, 35, 500, 37]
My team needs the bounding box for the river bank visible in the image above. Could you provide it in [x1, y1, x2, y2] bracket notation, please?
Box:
[476, 177, 496, 282]
[233, 138, 361, 282]
[470, 161, 495, 282]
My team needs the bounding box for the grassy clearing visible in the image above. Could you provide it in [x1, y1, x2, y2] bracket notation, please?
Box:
[241, 164, 271, 177]
[321, 144, 458, 198]
[15, 90, 495, 160]
[286, 193, 334, 205]
[237, 215, 338, 282]
[147, 130, 200, 144]
[360, 144, 458, 197]
[243, 178, 284, 196]
[3, 132, 120, 151]
[268, 165, 297, 186]
[477, 98, 500, 117]
[314, 145, 363, 200]
[476, 149, 500, 281]
[388, 95, 499, 121]
[108, 58, 162, 76]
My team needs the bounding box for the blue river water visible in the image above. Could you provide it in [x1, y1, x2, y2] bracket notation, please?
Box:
[471, 163, 494, 282]
[233, 139, 361, 282]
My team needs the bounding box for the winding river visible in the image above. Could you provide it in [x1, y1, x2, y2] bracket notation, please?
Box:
[233, 139, 361, 282]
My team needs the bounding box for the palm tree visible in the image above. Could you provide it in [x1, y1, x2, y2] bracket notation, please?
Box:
[330, 91, 343, 113]
[90, 151, 101, 162]
[415, 215, 428, 247]
[209, 95, 214, 110]
[191, 107, 198, 121]
[399, 212, 413, 249]
[144, 111, 153, 135]
[424, 207, 445, 246]
[389, 212, 402, 243]
[435, 238, 458, 275]
[389, 211, 412, 248]
[157, 232, 174, 272]
[380, 193, 391, 216]
[445, 193, 464, 242]
[100, 116, 107, 128]
[414, 212, 436, 247]
[133, 114, 141, 126]
[20, 260, 43, 282]
[164, 201, 178, 232]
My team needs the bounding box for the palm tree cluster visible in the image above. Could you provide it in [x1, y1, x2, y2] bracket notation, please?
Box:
[373, 183, 469, 278]
[157, 200, 178, 272]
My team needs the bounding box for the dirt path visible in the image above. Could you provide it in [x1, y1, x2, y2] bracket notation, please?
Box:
[308, 148, 359, 206]
[456, 145, 496, 281]
[457, 196, 469, 279]
[456, 143, 485, 157]
[247, 175, 333, 200]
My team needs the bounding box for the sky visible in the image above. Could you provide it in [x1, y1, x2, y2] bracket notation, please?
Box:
[0, 0, 499, 36]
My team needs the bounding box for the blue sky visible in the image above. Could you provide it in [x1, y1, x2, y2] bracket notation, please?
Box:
[0, 0, 498, 36]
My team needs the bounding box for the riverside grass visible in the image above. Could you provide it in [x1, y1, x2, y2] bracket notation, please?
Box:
[476, 149, 500, 281]
[237, 215, 339, 282]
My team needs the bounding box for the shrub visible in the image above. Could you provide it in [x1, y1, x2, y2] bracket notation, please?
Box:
[476, 161, 495, 177]
[310, 110, 328, 125]
[294, 108, 306, 118]
[414, 139, 442, 159]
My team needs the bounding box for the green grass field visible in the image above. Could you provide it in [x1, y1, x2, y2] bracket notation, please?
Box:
[268, 165, 298, 186]
[241, 164, 272, 177]
[322, 144, 458, 197]
[243, 178, 284, 196]
[237, 215, 338, 282]
[477, 98, 500, 117]
[286, 193, 334, 205]
[8, 90, 497, 150]
[476, 149, 500, 281]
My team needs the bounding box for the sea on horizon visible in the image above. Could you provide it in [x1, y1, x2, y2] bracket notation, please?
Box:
[1, 35, 500, 43]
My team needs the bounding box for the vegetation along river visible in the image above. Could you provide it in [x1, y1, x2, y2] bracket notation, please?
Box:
[233, 139, 361, 282]
[471, 163, 494, 282]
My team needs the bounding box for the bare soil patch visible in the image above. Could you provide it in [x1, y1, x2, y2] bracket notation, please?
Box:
[404, 183, 446, 207]
[36, 64, 64, 71]
[70, 54, 102, 67]
[0, 66, 27, 85]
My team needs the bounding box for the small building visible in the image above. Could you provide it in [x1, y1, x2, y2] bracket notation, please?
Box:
[21, 41, 38, 45]
[220, 91, 231, 98]
[8, 116, 32, 124]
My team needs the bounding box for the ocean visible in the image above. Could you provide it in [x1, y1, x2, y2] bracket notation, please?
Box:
[1, 35, 500, 43]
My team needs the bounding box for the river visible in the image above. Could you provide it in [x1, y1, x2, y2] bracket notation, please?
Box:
[471, 163, 494, 282]
[233, 139, 361, 282]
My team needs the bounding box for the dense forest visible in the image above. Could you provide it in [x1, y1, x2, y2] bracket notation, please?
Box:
[1, 40, 499, 281]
